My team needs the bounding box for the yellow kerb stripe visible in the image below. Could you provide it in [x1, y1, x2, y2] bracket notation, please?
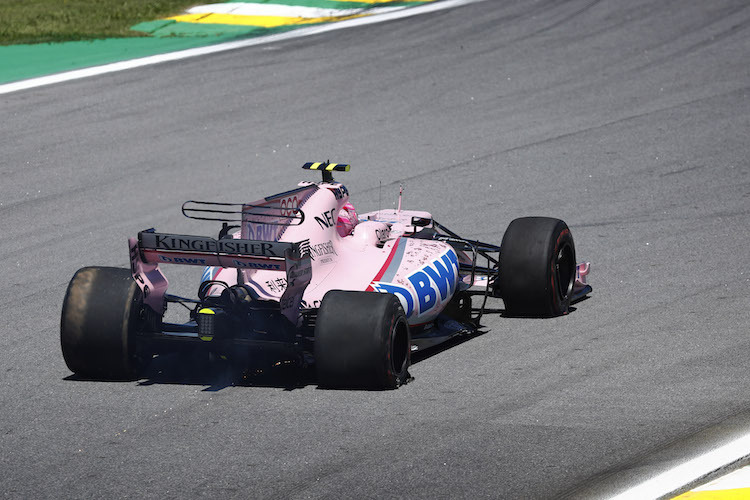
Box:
[169, 12, 364, 28]
[673, 487, 750, 499]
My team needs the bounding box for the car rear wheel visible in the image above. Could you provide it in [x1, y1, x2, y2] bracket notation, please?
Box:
[314, 290, 410, 389]
[495, 217, 576, 317]
[60, 267, 150, 380]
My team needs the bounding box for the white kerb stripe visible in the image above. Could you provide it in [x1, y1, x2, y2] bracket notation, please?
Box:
[692, 466, 750, 492]
[608, 432, 750, 500]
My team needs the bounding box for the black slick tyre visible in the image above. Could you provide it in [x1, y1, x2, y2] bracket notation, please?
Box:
[496, 217, 576, 317]
[60, 266, 149, 380]
[314, 290, 410, 389]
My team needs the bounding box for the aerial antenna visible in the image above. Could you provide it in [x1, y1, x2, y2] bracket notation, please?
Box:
[378, 180, 382, 219]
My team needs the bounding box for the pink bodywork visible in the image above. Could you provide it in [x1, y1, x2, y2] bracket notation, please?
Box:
[128, 180, 463, 326]
[129, 180, 591, 325]
[205, 181, 461, 326]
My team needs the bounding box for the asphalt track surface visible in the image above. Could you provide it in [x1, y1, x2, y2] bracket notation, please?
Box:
[2, 0, 749, 498]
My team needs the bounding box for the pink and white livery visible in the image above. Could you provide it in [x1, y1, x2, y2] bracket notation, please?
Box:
[60, 163, 592, 389]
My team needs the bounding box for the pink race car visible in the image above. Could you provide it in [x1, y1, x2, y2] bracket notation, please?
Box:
[61, 163, 591, 389]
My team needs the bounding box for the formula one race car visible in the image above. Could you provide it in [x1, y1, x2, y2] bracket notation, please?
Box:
[60, 163, 591, 389]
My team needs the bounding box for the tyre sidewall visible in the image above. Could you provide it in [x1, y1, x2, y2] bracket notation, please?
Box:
[60, 267, 146, 380]
[314, 291, 410, 389]
[498, 217, 576, 317]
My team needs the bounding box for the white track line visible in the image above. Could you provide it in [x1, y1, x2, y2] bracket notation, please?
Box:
[0, 0, 487, 95]
[608, 432, 750, 499]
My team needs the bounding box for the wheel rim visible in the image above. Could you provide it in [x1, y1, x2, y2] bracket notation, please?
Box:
[391, 317, 409, 377]
[556, 243, 575, 302]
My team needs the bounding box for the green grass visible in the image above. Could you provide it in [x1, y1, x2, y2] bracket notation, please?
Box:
[0, 0, 199, 45]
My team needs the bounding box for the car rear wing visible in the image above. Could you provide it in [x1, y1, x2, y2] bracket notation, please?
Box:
[129, 230, 311, 316]
[137, 231, 301, 270]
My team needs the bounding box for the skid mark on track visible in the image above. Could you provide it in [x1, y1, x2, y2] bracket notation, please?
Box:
[517, 0, 604, 40]
[629, 2, 750, 73]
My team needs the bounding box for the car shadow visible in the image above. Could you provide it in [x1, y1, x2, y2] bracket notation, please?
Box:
[63, 300, 586, 390]
[64, 351, 314, 391]
[137, 351, 314, 391]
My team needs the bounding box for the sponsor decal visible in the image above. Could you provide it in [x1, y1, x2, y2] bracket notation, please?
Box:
[371, 249, 459, 318]
[329, 185, 349, 200]
[266, 278, 288, 293]
[279, 196, 299, 217]
[314, 208, 337, 229]
[244, 224, 283, 242]
[231, 259, 282, 270]
[287, 264, 311, 284]
[408, 251, 458, 314]
[309, 240, 337, 259]
[158, 255, 207, 265]
[371, 282, 415, 317]
[142, 232, 286, 257]
[217, 240, 278, 256]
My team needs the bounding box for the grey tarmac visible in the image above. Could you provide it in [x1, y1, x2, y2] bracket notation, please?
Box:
[1, 0, 749, 498]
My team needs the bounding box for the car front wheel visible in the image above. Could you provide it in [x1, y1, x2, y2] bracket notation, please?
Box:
[495, 217, 576, 317]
